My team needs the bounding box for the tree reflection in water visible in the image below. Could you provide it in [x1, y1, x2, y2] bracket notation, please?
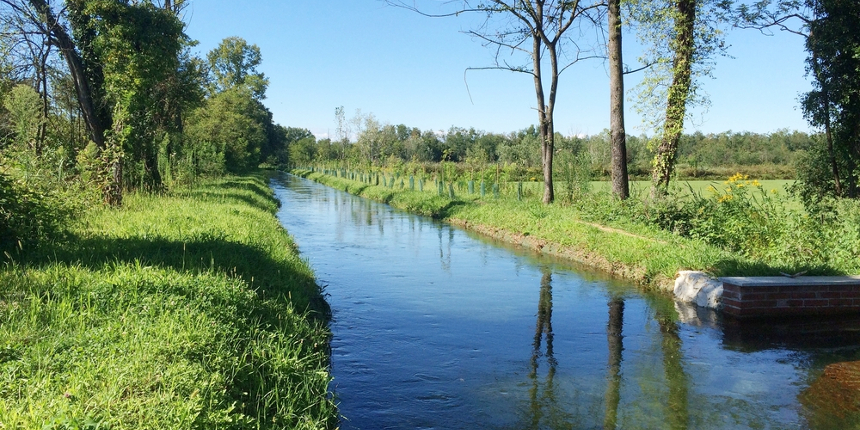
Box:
[658, 310, 690, 430]
[526, 267, 572, 429]
[604, 297, 624, 429]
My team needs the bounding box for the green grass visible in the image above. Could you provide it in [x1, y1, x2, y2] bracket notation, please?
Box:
[294, 169, 856, 290]
[0, 174, 336, 429]
[514, 179, 795, 202]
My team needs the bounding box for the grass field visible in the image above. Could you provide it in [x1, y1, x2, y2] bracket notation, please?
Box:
[0, 174, 337, 429]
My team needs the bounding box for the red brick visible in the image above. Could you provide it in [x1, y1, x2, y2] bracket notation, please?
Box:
[828, 298, 855, 307]
[786, 300, 804, 307]
[742, 293, 769, 300]
[721, 298, 741, 308]
[791, 292, 818, 299]
[769, 293, 792, 300]
[722, 284, 740, 292]
[722, 290, 740, 300]
[747, 300, 778, 308]
[828, 285, 855, 292]
[804, 299, 829, 307]
[820, 292, 842, 299]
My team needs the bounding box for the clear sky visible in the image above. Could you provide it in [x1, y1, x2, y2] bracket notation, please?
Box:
[183, 0, 812, 139]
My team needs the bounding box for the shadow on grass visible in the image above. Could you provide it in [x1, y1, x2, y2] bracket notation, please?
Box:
[437, 200, 469, 219]
[21, 234, 329, 320]
[178, 177, 280, 213]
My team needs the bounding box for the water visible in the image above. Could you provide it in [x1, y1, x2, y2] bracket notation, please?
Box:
[271, 173, 860, 430]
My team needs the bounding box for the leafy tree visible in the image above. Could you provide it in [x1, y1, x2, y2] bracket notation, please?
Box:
[733, 0, 859, 199]
[288, 136, 316, 167]
[185, 87, 267, 174]
[84, 0, 185, 195]
[800, 0, 860, 198]
[207, 36, 269, 100]
[628, 0, 728, 197]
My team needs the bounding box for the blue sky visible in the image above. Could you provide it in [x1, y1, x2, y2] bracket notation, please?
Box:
[184, 0, 812, 139]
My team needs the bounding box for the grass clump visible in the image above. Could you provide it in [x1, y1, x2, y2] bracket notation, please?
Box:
[0, 174, 336, 429]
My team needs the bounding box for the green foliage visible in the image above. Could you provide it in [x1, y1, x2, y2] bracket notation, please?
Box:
[78, 0, 186, 192]
[3, 84, 43, 150]
[0, 175, 336, 428]
[0, 173, 68, 257]
[185, 88, 267, 174]
[289, 136, 317, 167]
[800, 0, 860, 199]
[207, 37, 269, 100]
[556, 149, 592, 204]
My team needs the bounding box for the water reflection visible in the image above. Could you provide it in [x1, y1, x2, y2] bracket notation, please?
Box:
[657, 309, 690, 429]
[271, 174, 860, 430]
[604, 297, 623, 430]
[525, 267, 573, 429]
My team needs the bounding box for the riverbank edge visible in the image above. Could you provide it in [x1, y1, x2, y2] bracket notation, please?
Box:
[0, 173, 337, 428]
[289, 169, 758, 292]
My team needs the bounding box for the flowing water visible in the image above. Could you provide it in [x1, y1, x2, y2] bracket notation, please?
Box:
[272, 173, 860, 430]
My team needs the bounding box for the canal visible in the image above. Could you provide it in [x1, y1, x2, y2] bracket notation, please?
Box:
[271, 173, 860, 429]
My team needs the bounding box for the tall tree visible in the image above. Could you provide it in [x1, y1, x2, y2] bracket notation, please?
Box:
[608, 0, 629, 199]
[629, 0, 727, 198]
[207, 36, 269, 100]
[391, 0, 603, 204]
[8, 0, 109, 149]
[734, 0, 859, 199]
[651, 0, 696, 198]
[802, 0, 859, 198]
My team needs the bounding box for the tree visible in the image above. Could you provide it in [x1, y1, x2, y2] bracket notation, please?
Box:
[628, 0, 727, 197]
[6, 0, 109, 150]
[647, 0, 697, 198]
[733, 0, 859, 200]
[207, 36, 269, 100]
[186, 87, 267, 174]
[288, 136, 316, 167]
[391, 0, 604, 204]
[801, 0, 860, 198]
[608, 0, 629, 199]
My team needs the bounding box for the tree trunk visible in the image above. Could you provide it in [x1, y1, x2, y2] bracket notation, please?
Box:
[29, 0, 106, 149]
[608, 0, 629, 200]
[651, 0, 696, 198]
[811, 49, 843, 196]
[531, 26, 556, 205]
[36, 40, 50, 155]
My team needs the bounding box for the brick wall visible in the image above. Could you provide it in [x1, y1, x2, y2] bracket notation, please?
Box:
[720, 277, 860, 318]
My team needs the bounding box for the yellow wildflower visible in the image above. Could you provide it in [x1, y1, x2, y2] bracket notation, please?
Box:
[726, 173, 749, 184]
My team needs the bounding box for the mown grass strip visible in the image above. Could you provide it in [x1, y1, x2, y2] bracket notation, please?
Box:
[0, 174, 336, 429]
[293, 169, 810, 290]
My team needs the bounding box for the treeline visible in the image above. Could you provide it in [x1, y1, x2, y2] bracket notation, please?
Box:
[0, 0, 292, 252]
[288, 115, 813, 180]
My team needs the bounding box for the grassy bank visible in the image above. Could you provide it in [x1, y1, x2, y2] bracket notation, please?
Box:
[0, 174, 336, 429]
[293, 169, 857, 290]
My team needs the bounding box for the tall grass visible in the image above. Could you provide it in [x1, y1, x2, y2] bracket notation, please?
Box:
[0, 174, 336, 429]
